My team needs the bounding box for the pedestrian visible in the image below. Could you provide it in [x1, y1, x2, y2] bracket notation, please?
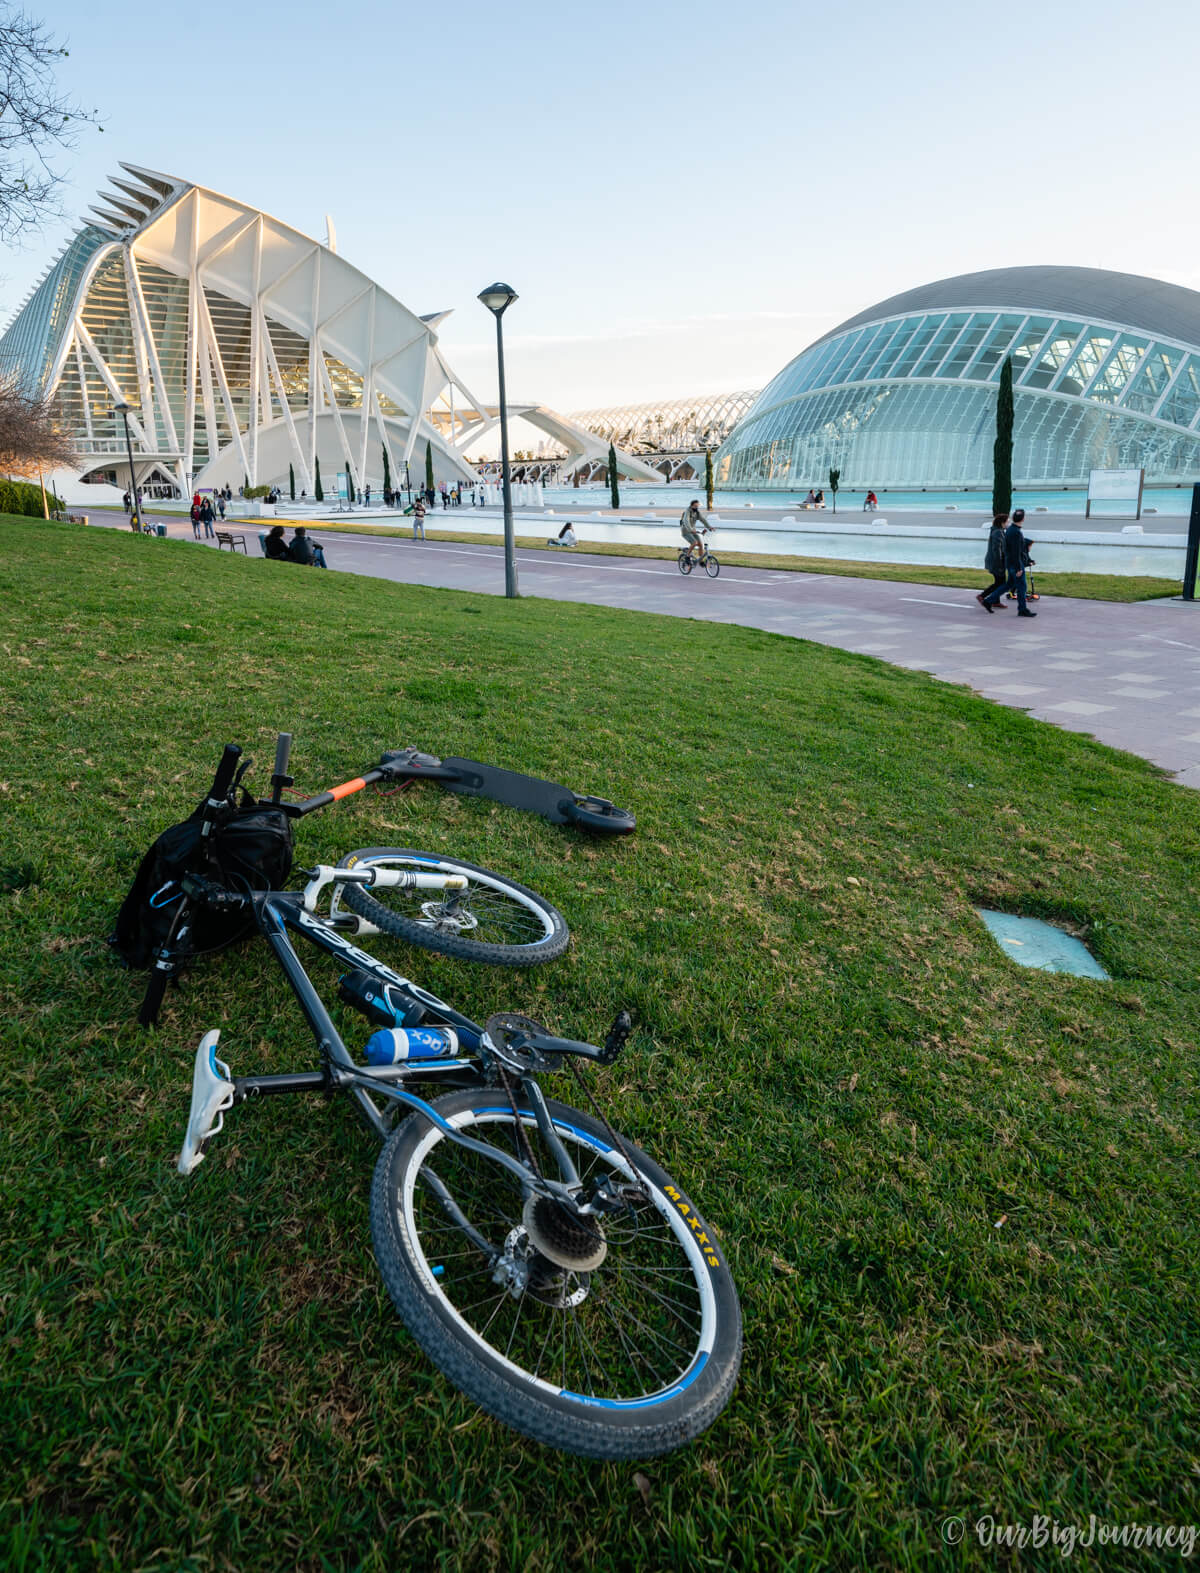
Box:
[365, 485, 371, 505]
[980, 508, 1036, 616]
[288, 526, 315, 564]
[122, 490, 131, 513]
[190, 494, 203, 539]
[201, 497, 216, 538]
[217, 494, 226, 521]
[412, 498, 426, 539]
[264, 524, 290, 559]
[976, 513, 1009, 609]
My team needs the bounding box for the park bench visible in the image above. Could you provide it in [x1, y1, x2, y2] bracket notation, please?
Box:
[216, 530, 247, 554]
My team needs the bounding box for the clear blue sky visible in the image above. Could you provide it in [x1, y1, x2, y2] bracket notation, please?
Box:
[9, 0, 1200, 418]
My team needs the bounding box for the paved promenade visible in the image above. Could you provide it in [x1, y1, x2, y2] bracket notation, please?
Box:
[100, 511, 1200, 788]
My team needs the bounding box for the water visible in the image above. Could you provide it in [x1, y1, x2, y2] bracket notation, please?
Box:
[404, 510, 1183, 576]
[540, 483, 1197, 518]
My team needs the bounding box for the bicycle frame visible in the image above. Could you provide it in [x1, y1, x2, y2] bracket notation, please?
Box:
[228, 889, 587, 1198]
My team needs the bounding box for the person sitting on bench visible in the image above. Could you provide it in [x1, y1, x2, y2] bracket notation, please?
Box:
[264, 524, 290, 560]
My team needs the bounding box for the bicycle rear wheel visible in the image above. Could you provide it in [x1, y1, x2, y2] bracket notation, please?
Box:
[370, 1089, 742, 1459]
[337, 848, 568, 966]
[677, 552, 693, 575]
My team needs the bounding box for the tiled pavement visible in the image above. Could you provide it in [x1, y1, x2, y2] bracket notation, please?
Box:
[105, 513, 1200, 788]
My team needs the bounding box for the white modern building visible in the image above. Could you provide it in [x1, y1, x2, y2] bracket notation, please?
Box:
[1, 165, 656, 498]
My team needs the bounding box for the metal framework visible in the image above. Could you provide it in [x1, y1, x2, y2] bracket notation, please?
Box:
[716, 268, 1200, 490]
[0, 165, 490, 496]
[569, 390, 759, 457]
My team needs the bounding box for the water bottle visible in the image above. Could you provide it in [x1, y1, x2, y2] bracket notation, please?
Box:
[364, 1025, 459, 1064]
[338, 970, 427, 1028]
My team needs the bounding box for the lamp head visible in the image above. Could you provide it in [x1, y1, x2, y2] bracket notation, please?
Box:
[113, 401, 131, 415]
[478, 283, 518, 317]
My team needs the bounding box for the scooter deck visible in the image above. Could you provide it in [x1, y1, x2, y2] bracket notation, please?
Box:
[440, 758, 575, 822]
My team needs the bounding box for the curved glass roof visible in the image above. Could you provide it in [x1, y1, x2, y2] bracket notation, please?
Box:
[717, 281, 1200, 489]
[0, 225, 111, 396]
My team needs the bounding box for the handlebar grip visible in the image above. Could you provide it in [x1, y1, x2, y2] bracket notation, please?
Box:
[208, 744, 242, 805]
[273, 733, 293, 778]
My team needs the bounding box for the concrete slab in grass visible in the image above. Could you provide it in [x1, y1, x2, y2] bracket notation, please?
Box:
[975, 909, 1109, 979]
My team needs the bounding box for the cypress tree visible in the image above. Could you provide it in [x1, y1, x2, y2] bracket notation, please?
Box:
[382, 445, 391, 494]
[992, 356, 1014, 516]
[289, 463, 295, 501]
[425, 440, 435, 495]
[828, 466, 840, 514]
[314, 456, 324, 501]
[704, 448, 714, 510]
[608, 442, 620, 510]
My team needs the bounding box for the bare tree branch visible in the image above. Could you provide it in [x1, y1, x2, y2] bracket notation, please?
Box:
[0, 371, 75, 472]
[0, 5, 101, 242]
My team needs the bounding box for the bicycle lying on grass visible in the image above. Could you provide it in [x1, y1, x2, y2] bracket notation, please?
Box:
[129, 739, 741, 1458]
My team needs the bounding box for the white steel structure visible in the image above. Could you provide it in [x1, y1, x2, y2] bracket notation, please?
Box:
[1, 166, 494, 496]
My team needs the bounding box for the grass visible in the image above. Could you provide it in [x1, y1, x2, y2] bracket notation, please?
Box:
[3, 516, 1200, 1570]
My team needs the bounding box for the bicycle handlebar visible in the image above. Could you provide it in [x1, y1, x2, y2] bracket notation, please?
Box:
[271, 732, 294, 805]
[208, 744, 242, 806]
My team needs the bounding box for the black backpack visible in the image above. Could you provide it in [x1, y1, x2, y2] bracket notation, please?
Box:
[111, 797, 294, 972]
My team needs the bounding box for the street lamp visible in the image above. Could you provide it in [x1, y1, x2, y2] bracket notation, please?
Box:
[113, 401, 140, 530]
[477, 282, 519, 598]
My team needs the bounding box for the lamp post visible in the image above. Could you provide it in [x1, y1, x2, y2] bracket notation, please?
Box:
[478, 282, 519, 598]
[113, 401, 139, 530]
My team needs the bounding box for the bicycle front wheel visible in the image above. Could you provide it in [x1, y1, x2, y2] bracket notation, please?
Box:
[370, 1089, 742, 1460]
[704, 555, 720, 578]
[337, 848, 568, 966]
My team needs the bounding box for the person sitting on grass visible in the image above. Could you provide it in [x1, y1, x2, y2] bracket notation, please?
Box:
[288, 526, 315, 565]
[547, 521, 577, 547]
[264, 524, 289, 560]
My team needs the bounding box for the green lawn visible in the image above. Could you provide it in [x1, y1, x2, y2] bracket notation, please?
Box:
[3, 518, 1199, 1570]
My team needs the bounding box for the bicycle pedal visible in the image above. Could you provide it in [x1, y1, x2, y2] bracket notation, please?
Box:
[178, 1030, 236, 1176]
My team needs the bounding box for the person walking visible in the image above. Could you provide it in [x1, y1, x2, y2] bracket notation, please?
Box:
[201, 497, 216, 538]
[217, 494, 226, 522]
[412, 497, 426, 539]
[981, 508, 1036, 615]
[190, 494, 203, 539]
[976, 513, 1010, 610]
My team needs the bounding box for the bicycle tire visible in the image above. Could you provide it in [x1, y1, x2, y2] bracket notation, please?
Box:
[704, 555, 720, 578]
[677, 552, 694, 575]
[336, 848, 568, 966]
[370, 1089, 742, 1460]
[562, 796, 637, 835]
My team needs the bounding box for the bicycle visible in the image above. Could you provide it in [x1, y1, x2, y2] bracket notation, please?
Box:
[677, 531, 720, 577]
[172, 744, 742, 1460]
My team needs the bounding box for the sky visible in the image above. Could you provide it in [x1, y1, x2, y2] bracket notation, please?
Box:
[9, 0, 1200, 431]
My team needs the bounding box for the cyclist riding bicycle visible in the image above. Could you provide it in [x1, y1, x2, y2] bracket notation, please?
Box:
[680, 499, 712, 564]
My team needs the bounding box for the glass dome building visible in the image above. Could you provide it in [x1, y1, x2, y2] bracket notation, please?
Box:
[714, 266, 1200, 491]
